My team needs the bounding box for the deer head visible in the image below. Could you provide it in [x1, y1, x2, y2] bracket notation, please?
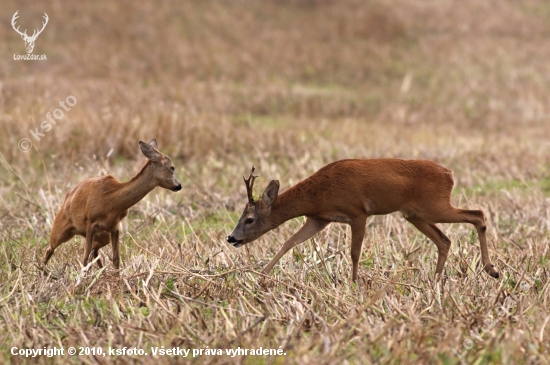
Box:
[227, 166, 280, 247]
[12, 11, 49, 54]
[139, 139, 182, 192]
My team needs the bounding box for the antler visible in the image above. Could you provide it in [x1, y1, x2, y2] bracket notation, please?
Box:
[11, 11, 28, 37]
[243, 165, 258, 203]
[30, 13, 49, 40]
[11, 11, 48, 40]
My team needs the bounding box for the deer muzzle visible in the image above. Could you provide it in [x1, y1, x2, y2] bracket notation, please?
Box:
[227, 235, 243, 247]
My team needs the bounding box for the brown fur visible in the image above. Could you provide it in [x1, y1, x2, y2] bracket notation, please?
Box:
[43, 139, 182, 271]
[228, 159, 499, 282]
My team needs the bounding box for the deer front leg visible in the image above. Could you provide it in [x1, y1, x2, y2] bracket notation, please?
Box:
[91, 233, 111, 269]
[350, 217, 367, 282]
[111, 229, 120, 273]
[82, 223, 100, 267]
[262, 217, 329, 275]
[91, 249, 103, 268]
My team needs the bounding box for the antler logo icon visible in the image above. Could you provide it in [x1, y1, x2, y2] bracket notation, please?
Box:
[11, 11, 49, 54]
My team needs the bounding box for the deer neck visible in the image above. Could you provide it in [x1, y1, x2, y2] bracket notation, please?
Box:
[115, 161, 158, 211]
[270, 183, 316, 227]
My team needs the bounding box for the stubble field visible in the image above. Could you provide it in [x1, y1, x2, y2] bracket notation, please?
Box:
[1, 1, 550, 364]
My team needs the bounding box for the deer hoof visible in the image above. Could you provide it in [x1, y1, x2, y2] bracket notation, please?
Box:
[485, 264, 499, 279]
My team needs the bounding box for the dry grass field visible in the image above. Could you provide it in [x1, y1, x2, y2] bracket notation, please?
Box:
[1, 0, 550, 364]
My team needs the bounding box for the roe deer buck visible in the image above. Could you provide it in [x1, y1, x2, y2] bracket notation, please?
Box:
[227, 160, 499, 282]
[43, 139, 182, 271]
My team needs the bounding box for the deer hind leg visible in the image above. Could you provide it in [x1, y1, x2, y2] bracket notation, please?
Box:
[423, 207, 499, 278]
[350, 217, 367, 282]
[405, 217, 451, 276]
[262, 217, 329, 275]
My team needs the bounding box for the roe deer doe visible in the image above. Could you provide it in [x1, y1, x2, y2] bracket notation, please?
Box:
[43, 139, 181, 271]
[227, 160, 499, 282]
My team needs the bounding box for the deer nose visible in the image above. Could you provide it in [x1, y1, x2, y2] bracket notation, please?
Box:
[227, 236, 236, 243]
[173, 184, 182, 191]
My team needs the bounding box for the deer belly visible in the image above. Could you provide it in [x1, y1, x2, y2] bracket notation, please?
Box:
[324, 214, 353, 224]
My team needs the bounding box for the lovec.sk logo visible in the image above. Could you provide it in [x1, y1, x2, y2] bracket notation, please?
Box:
[12, 10, 48, 61]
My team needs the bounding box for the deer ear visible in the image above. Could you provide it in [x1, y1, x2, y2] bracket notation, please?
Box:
[262, 180, 279, 208]
[139, 140, 161, 161]
[149, 138, 159, 149]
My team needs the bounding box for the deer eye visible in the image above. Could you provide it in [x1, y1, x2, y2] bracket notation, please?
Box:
[245, 218, 254, 225]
